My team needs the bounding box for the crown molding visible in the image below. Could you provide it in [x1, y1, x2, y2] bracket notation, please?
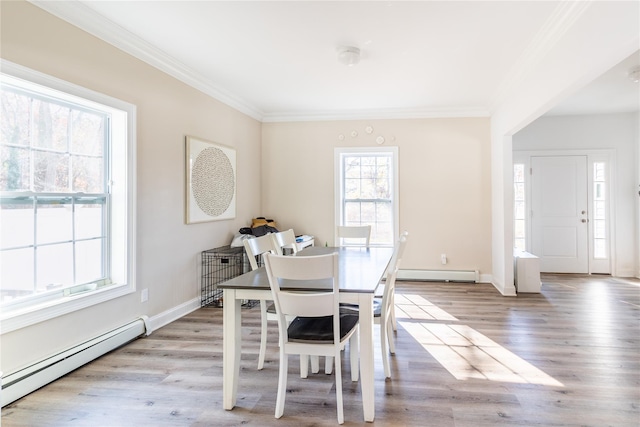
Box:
[29, 0, 265, 121]
[262, 106, 490, 123]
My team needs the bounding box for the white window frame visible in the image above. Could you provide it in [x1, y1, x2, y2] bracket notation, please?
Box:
[588, 153, 613, 274]
[334, 146, 399, 247]
[513, 163, 526, 251]
[0, 60, 137, 333]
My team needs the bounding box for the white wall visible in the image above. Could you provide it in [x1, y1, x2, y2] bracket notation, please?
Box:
[0, 1, 261, 375]
[513, 113, 639, 277]
[261, 118, 493, 277]
[489, 1, 639, 294]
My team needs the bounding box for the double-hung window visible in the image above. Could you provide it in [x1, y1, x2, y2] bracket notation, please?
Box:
[334, 147, 399, 246]
[0, 61, 136, 332]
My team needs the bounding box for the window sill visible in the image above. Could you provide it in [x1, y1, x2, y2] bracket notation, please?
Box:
[1, 283, 133, 334]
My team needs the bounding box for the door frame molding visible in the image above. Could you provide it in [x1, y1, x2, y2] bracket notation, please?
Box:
[513, 149, 616, 275]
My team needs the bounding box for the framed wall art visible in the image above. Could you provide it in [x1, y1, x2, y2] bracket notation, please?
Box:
[185, 135, 236, 224]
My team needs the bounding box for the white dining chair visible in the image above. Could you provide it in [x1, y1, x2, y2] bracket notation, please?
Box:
[376, 231, 408, 377]
[272, 228, 328, 375]
[341, 230, 408, 378]
[243, 234, 279, 370]
[325, 225, 371, 374]
[263, 252, 359, 424]
[336, 225, 371, 247]
[271, 228, 298, 255]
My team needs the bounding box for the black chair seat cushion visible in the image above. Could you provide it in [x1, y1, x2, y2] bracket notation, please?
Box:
[339, 298, 382, 317]
[287, 313, 359, 343]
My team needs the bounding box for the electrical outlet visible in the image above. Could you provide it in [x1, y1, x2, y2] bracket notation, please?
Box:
[141, 288, 148, 302]
[441, 254, 447, 265]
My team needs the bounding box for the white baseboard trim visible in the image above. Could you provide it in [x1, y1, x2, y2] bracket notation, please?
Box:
[614, 269, 636, 279]
[479, 273, 492, 283]
[145, 297, 200, 335]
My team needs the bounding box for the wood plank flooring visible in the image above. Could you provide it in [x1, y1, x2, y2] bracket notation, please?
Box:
[2, 274, 639, 426]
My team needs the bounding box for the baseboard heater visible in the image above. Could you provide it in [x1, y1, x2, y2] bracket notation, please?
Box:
[1, 316, 149, 407]
[397, 269, 479, 283]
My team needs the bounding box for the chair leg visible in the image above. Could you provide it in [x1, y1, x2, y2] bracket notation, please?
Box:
[349, 329, 359, 382]
[387, 320, 396, 354]
[258, 300, 268, 370]
[300, 354, 309, 378]
[391, 293, 397, 331]
[380, 318, 391, 379]
[275, 350, 287, 419]
[334, 349, 344, 424]
[311, 356, 321, 373]
[324, 356, 333, 374]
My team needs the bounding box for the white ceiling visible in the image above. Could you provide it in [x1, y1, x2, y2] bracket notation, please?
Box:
[33, 1, 639, 122]
[544, 51, 639, 117]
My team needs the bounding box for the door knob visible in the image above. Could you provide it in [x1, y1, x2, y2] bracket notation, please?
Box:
[581, 210, 586, 215]
[581, 219, 587, 223]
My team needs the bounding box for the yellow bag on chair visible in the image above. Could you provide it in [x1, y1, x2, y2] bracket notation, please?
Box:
[251, 217, 277, 229]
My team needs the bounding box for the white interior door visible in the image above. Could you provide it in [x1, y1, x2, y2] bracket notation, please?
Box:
[531, 156, 588, 273]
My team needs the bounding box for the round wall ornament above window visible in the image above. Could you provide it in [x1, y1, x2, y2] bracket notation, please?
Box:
[376, 136, 385, 145]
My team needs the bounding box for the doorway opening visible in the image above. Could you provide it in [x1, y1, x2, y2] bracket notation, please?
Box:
[512, 151, 613, 275]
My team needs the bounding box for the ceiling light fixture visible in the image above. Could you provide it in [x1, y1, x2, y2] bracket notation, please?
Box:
[628, 65, 640, 83]
[337, 46, 361, 66]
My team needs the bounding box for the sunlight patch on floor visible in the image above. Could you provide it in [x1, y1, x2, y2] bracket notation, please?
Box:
[396, 293, 563, 387]
[394, 294, 458, 321]
[400, 321, 563, 386]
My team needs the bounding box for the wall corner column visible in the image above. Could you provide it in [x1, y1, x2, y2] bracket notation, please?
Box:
[491, 132, 517, 296]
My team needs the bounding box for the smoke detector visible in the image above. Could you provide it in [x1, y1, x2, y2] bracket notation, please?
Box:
[337, 46, 360, 66]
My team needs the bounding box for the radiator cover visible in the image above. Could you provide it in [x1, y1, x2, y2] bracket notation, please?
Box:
[397, 269, 479, 283]
[1, 316, 148, 407]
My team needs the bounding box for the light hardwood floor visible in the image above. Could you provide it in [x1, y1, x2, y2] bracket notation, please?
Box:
[2, 274, 639, 426]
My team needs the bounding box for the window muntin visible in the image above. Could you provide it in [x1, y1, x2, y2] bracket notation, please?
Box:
[0, 62, 134, 329]
[593, 162, 606, 259]
[336, 148, 398, 246]
[513, 163, 526, 251]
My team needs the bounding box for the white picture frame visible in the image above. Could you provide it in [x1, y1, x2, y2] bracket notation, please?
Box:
[185, 135, 236, 224]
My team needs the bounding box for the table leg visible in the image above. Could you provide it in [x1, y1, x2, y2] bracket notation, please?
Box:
[358, 293, 375, 422]
[223, 289, 241, 410]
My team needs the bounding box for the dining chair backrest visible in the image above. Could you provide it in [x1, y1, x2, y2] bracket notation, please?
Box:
[243, 234, 278, 271]
[382, 231, 408, 300]
[336, 225, 371, 248]
[264, 252, 339, 326]
[385, 231, 409, 282]
[271, 228, 298, 255]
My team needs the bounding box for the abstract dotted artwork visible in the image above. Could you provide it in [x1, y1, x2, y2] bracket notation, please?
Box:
[185, 136, 236, 223]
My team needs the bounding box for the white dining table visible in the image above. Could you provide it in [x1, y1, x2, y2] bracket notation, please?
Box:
[218, 245, 393, 423]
